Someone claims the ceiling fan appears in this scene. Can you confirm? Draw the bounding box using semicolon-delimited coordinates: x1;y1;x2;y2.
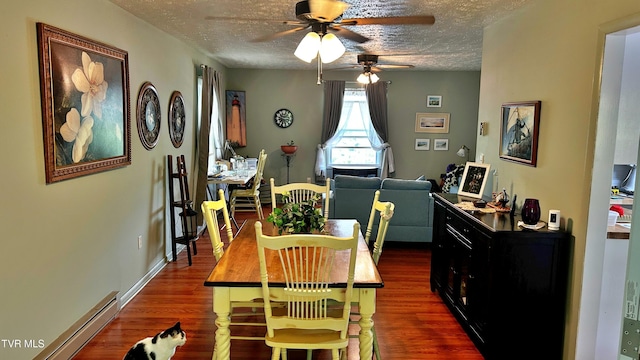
329;54;414;83
252;0;435;62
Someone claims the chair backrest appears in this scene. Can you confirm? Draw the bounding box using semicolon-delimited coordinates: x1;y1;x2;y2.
270;178;331;218
255;221;359;339
365;190;395;265
249;149;267;193
201;189;233;261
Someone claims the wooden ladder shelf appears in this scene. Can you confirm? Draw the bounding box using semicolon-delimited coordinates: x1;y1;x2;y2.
167;154;198;266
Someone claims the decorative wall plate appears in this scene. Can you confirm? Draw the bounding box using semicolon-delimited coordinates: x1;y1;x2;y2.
136;81;161;150
274;108;293;128
168;91;185;148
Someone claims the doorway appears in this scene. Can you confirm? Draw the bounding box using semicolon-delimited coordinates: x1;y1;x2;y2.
582;20;640;360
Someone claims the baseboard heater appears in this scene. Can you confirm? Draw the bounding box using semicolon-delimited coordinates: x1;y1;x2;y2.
34;291;119;360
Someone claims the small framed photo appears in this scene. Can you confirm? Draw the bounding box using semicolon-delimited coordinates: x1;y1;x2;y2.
415;113;450;133
427;95;442;107
499;101;541;167
433;138;449;151
415;138;430;151
458;162;492;199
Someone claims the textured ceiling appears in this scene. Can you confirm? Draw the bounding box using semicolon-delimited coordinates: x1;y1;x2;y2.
109;0;532;72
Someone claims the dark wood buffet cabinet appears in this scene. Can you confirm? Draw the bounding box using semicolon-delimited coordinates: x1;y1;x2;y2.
431;193;571;360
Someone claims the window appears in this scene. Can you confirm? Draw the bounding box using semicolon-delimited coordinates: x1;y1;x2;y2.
327;89;381;166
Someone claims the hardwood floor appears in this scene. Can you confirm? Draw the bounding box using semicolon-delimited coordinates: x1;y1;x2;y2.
73;208;482;360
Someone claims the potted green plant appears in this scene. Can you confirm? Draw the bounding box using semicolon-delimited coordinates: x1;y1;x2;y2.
266;192;325;234
280;140;298;155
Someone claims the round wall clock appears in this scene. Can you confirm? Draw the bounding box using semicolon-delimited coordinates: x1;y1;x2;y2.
168;91;185;148
136;82;161;150
274;108;294;128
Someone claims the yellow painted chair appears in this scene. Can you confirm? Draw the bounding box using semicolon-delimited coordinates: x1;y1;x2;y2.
307;189;394;359
355;190;395;359
202;189;270;359
269;177;331;218
255;221;360;360
229;149;267;219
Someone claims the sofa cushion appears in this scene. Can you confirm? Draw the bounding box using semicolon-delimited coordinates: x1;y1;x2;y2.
332;175;381;230
334;175;381;189
381;178;432;191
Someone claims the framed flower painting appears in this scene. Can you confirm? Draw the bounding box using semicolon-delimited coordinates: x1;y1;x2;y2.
37;23;131;183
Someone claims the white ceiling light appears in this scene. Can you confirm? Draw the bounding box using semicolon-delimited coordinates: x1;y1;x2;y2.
357;71;379;84
294;31;345;64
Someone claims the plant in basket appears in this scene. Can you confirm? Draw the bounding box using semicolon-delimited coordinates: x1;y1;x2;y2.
266;192;325;234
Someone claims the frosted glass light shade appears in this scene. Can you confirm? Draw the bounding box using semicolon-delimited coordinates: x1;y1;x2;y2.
294;32;321;63
357;72;379;84
319;33;345;63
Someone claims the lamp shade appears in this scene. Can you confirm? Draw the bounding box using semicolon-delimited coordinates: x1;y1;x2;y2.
356;72;380;84
457;145;470;161
319;33;345;63
294;32;321;63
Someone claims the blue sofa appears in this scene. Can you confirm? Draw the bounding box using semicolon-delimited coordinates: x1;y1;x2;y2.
329;175;434;243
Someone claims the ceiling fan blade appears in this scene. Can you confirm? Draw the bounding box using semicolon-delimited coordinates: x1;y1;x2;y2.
340;15;435;26
308;0;350;22
328;26;370;43
376;64;415;69
251;25;309;42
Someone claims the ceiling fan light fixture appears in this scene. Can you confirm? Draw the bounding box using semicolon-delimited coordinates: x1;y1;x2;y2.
356;71;379;84
319;33;345;63
294;32;321;63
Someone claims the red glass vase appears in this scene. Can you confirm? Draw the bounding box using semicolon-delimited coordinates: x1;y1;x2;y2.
521;198;541;225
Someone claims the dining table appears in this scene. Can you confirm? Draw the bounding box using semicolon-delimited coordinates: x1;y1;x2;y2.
207;169;257;229
204;218;384;360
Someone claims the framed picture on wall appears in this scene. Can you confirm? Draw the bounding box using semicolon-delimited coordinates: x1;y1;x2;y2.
499;101;541;166
415;139;430;150
427;95;442;107
226;90;247;147
415;113;450;133
433;138;449;151
36;23;131;183
458;162;491;199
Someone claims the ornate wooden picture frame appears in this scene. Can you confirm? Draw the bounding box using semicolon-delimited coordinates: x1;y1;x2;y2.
499;101;541;166
168;91;185;148
36;23;131;183
136;82;161;150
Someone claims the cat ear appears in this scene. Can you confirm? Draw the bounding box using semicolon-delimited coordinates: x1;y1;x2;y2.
174;321;180;328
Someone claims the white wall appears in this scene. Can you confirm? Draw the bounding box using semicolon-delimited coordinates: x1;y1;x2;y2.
0;1;223;358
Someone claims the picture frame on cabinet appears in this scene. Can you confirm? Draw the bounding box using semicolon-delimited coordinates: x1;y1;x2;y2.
458;162;491;199
415;139;430;150
499;101;541;167
36;23;131;184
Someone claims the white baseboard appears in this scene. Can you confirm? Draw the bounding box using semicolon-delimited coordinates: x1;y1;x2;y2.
34;292;119;360
34;254;171;359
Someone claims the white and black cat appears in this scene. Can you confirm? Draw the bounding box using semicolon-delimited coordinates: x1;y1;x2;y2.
123;321;186;360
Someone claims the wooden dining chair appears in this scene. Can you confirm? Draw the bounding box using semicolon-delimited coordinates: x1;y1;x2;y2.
202;189;273;360
201;189;234;261
270;177;331;218
365;190;395;265
255;221;360;360
352;189;394;360
230;149;267;219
